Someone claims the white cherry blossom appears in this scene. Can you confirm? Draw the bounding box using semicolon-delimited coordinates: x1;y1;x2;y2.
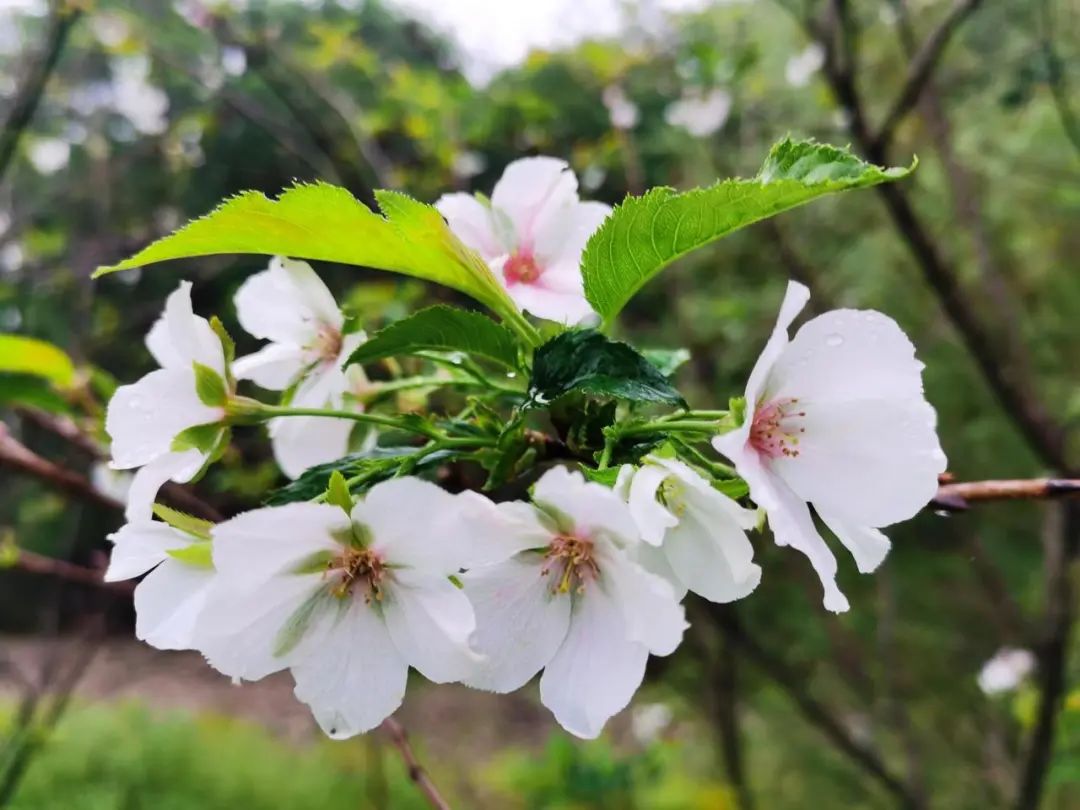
616;455;760;603
978;647;1036;696
713;281;947;612
461;466;687;739
233;257;368;479
195;478;528;739
105;280;227;522
105;521;214;651
435;157;610;324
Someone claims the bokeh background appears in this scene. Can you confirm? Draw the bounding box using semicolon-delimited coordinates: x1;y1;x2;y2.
1;0;1079;807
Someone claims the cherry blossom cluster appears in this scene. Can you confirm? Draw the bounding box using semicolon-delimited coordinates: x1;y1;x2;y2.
101;157;946;739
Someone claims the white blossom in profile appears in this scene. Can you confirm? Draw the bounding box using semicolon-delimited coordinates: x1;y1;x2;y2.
461;467;687;739
978;648;1036;695
713;281;946;612
105;281;228;522
665;88;732;137
785;43;825;88
196;478;527;738
105;520;214;650
233;257;367;479
436;158;610;324
617;455;760;603
27;138;70;175
603;85;640;130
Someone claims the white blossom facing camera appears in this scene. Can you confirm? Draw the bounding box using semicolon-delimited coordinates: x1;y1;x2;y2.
461;467;687;739
233;257;367;479
105;519;214;651
105;280;228;522
616;455;761;603
435;158;611;325
978;647;1036;696
713;281;947;612
194;478;528;739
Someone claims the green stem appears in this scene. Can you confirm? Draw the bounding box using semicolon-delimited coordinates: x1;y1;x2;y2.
499;306;542;348
620;418;723;438
260;405;443;440
366;374;522;397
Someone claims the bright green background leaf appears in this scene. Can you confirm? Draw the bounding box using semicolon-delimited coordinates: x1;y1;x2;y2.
582;138;914;322
0;334;75;387
348;305;521;370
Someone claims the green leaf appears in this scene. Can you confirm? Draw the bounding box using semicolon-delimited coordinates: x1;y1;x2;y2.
193;362;228;407
0;334;75;387
93;182;519;324
166;542;214;569
209;316;236;366
640;348;691;378
582;137;914;322
171;423;224;454
348;305;521;370
581;466;621;487
527;330;686;408
325;470;353;515
0;373;71;414
265;446;457;506
152;504;214;541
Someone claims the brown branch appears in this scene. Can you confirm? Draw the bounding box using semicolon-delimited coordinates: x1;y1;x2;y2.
0;2;82;185
931;478;1080;511
872;0;984;153
5;547;132;594
710;606;921;809
380;717;452;810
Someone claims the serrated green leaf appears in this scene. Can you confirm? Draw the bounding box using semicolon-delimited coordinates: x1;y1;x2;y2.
265;446;458;506
326;470;353;515
0;334;75;387
582;137;914;322
152;504;213;541
166;542;214;569
527;330;686;408
93;182;521;326
348;305;521;370
193;362;227;407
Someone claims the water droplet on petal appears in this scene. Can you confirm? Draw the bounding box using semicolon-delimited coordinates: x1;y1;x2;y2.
825;333;844;347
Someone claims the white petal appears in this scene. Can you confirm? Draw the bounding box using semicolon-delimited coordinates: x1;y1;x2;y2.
233;343;309;390
234;257;341;345
197;573;326;681
435;192;501;258
632;541;687;601
358;478;535;572
461;553;572;692
382;570;480;683
745;280;811;408
105;521;188;581
123;450;206;522
625;464;678;546
134;559;213;650
601;550;687;656
736;451;849;612
532;466;640;548
818;510;891;574
491;156;577;245
290;599;408;738
269;415;355;479
771;397;945;527
533;200;611;267
662;501;761;604
539;588;649;739
771;308;929;404
504;280;595;325
148;281;224;373
106;368;221;469
210;502;346;589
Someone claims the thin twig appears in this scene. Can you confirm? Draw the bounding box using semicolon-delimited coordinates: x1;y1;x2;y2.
931;477;1080;511
0;2;82;185
380;717;452;810
4;547;131;594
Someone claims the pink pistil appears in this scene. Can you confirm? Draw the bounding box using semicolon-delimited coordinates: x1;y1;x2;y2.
749;397;807;459
502;250;543;285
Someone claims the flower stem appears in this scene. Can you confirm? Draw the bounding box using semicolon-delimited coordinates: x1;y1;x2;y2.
259;405;443;440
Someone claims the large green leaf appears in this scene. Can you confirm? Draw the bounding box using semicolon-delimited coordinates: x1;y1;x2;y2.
348;305;521;370
582;137;914;322
93;182;520;325
0;334;75;387
527;330;686;408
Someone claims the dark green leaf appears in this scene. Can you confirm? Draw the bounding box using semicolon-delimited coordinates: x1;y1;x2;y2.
527;330;686;408
347;305;521;370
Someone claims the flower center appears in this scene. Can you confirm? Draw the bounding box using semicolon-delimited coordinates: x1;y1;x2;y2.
749;397;806;459
502;250;543;285
311;323;343;363
542;533;599;594
332;547;385;602
659;478;687;516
